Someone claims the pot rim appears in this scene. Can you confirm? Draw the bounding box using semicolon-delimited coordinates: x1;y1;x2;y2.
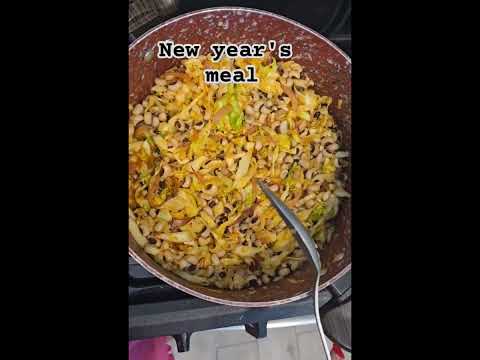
128;6;351;65
129;247;351;307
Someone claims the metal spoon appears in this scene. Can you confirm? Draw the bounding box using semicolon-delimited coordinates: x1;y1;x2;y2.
257;180;331;360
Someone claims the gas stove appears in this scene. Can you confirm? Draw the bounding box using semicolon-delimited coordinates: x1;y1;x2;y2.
129;0;351;352
129;256;351;351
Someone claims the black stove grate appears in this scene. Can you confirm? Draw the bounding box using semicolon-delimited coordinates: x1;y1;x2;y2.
129;256;190;304
129;256;350;352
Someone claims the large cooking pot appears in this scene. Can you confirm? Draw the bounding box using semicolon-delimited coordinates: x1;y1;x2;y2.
129;7;351;307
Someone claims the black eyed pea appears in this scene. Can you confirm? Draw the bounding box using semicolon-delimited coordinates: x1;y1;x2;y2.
159;112;167;122
211;254;220;266
132;114;143;126
245;105;255;116
178;258;191;270
185;255;199;265
152;116;159;128
144;111;152;125
278;267;291;277
308;183;321;193
270;184;279;192
133;104;144;115
327;143;339;152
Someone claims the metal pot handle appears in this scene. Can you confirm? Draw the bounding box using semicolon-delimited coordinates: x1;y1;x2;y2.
325;269;351;307
321;270;351;352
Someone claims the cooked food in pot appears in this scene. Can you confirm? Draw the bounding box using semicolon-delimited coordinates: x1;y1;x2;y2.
129;53;350;290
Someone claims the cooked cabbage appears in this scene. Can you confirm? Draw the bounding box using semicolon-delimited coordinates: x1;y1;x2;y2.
129;53;349;290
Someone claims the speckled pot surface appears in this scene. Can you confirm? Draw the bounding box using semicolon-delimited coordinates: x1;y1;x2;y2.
129;7;351;307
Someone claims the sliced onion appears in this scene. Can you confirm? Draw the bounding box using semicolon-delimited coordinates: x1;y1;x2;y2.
281;84;298;110
160;231;194;243
234;245;262;258
235;151;252;180
175;271;209;285
129;217;147;248
147;174;161;204
212;104;232;124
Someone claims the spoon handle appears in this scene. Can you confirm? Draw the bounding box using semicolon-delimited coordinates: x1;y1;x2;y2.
257;180;331;360
315;272;332;360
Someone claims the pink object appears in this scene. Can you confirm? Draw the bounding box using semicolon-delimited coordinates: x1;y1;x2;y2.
331;343;345;359
129;336;174;360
